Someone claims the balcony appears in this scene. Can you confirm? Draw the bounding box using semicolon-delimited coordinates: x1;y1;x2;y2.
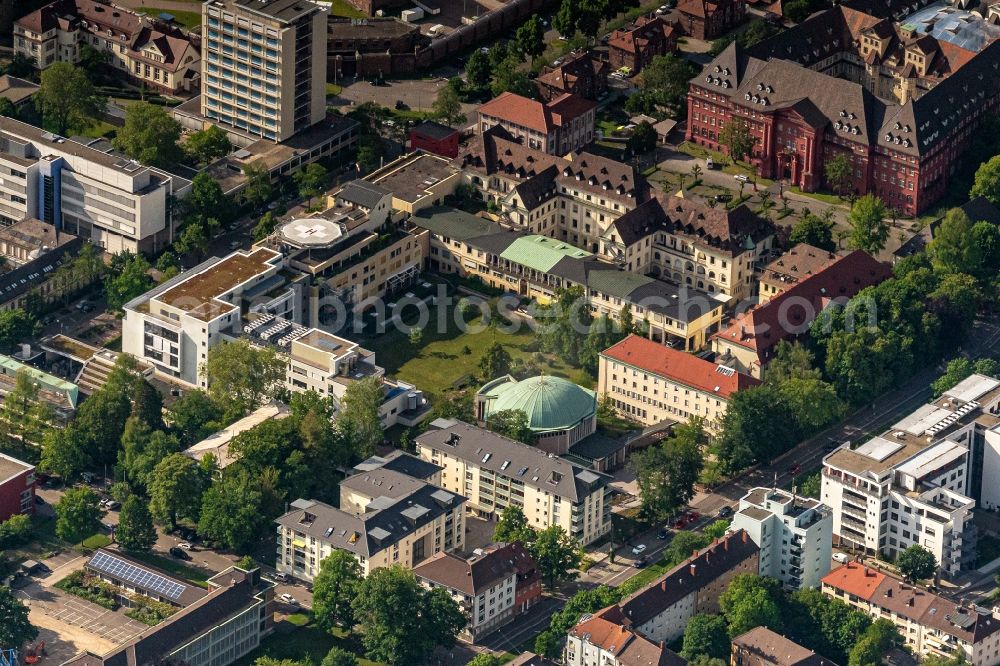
841;504;867;521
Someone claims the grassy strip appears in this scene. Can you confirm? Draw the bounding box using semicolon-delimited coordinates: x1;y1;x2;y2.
126;551;211;588
134;8;201;28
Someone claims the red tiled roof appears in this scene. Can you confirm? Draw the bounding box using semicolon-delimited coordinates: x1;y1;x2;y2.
477;92;594;134
820;562;884;600
602;334;759;399
571;607;686;666
712;250;890;361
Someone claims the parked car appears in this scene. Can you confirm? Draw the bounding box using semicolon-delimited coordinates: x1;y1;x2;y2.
671;516;688;529
718;506;733;518
633;556;648;568
787;464;802;476
631;544;647;555
280;593;298;605
169;547;192;561
273;572;289;582
179;542;193;550
706;157;714;170
106;501;120;511
657;529;669;540
832;552;849;564
734;174;749;183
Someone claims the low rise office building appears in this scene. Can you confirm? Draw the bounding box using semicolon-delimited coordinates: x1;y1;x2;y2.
0;452;35;522
415;419;613;545
598;334;758;432
0;116;190;252
730;487;833;589
822;563;1000;665
411;207;726;352
62;564;274;666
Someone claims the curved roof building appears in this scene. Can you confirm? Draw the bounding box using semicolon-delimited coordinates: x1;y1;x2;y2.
475;374;597;455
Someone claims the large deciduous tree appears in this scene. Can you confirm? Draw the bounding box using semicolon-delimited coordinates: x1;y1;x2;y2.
824;153;852;196
849;194;890;255
530;525;582;589
0;585;37;647
719;117;755;164
629;418;704;521
896;545;936;583
312;550;363;632
112;101;183;167
203;339;284;419
790;209;836;252
148;453;204;529
198;470;266;553
35;62;105;136
352;566;465;665
337;376;384;460
116;495;157;552
185;125;232;165
54;486;103;542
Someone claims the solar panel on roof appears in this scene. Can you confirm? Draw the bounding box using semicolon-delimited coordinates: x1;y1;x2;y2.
88;550;186;601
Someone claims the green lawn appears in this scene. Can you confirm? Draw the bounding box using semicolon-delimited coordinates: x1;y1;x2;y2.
78;534;112;551
79;121;117;140
235;615;383;666
360;304;593;403
135;8;201;29
617;557;674;596
326;83;343;97
328;0;366;18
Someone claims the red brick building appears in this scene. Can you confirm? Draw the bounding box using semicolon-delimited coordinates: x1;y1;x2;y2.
0;452;35;523
686;4;1000;216
608;15;679;75
409;121;460;159
675;0;746;40
537;51;609;102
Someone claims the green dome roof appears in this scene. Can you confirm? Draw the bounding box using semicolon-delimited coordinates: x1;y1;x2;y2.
487;375;596;432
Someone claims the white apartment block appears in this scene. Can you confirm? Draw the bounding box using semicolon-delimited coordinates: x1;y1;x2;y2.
201;0;327;142
823;563;1000;666
122;247;295;386
821;374;1000;577
275;474;466;580
0;117;189;252
414;420;613;546
730;487;833;589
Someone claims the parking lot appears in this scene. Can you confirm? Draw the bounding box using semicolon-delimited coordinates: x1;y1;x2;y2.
16;571;148;660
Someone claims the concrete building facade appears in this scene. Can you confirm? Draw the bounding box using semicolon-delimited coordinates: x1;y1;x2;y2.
730;487;833;589
201;0;327;142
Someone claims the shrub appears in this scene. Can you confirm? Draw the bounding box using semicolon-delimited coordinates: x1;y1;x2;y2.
125;593;177;626
56;570;120;610
0;514;33;548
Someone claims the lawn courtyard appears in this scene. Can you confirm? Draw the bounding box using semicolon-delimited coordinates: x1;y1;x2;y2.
360;301;594;404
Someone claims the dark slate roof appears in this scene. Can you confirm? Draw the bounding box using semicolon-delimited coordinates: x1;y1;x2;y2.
618;530;759;626
413;542;534;595
416;420;612;502
411;120;458;141
337;179;390;209
276;482;465;558
512;165;559;210
64;568;268;666
375;450;443;481
410;206;504;241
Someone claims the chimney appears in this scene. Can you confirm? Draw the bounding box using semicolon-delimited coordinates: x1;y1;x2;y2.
690;563;697;577
692;549;700;558
724;537;730;551
661;581;667;592
741;530;748;544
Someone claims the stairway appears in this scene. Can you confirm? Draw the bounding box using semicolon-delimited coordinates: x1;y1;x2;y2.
74;350;120;394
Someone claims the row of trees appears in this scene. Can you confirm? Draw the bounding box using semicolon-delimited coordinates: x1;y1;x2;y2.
712;199;1000;475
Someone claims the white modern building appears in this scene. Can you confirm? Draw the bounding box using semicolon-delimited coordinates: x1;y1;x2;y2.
201;0;327;142
821;374;1000;577
730;487;832;589
122;246;430;426
414;419;613;546
0;116;190;252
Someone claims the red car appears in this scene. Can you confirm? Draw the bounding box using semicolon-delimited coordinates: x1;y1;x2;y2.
670;517;688;529
787;464;802;476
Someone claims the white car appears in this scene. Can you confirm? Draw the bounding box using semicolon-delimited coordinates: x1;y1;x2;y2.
832;552;849;564
179;542;192;550
706;157;715;170
631;544;647;556
280;593;298;605
734;174;749;183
